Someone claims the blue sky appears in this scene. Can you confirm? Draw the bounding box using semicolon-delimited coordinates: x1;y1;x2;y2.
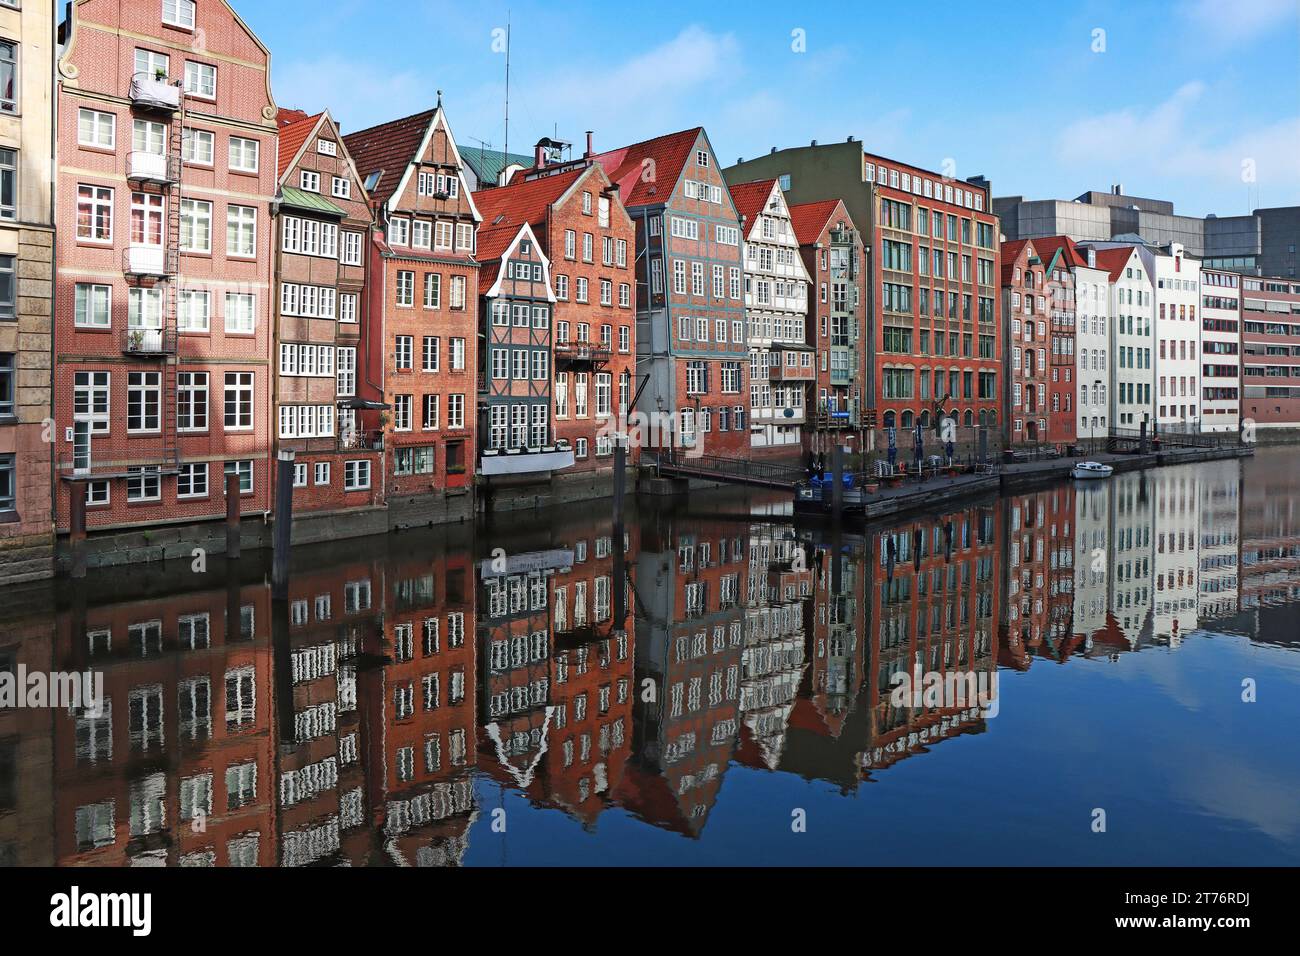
242;0;1299;217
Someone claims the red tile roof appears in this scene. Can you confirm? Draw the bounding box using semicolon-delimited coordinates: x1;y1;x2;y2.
342;109;437;207
728;178;776;232
1093;245;1139;282
1000;238;1033;285
276;109;323;179
474;222;526;292
1033;234;1089;271
588;127;703;208
788;198;846;246
473;166;588;232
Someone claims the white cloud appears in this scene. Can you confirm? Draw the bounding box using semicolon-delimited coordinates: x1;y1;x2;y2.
1054;81;1300;206
1184;0;1299;47
272;56;432;132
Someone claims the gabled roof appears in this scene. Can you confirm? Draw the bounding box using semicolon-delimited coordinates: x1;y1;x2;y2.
1000;238;1033;285
1093;245;1142;282
473;166;589;232
728;178;778;232
1033;234;1090;272
277;109;324;178
476;221;555;301
788;199;847;246
588;127;703;208
342;108;437;207
462;146;534;188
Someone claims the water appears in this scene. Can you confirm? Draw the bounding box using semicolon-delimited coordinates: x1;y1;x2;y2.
1;448;1298;867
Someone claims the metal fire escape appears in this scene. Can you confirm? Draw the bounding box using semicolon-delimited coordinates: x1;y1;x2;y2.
121;70;185;474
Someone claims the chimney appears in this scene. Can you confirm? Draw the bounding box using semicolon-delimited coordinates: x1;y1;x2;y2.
770;147;776;154
584;130;594;159
1111;183;1123;195
534;141;547;170
811;139;818;147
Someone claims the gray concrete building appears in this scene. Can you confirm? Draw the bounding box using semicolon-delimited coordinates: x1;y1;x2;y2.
994;185;1298;278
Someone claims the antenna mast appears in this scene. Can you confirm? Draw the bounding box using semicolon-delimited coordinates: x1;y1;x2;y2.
503;14;511;158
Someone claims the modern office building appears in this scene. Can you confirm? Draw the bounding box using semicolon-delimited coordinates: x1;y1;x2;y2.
994;185;1300;278
1240;276;1300;430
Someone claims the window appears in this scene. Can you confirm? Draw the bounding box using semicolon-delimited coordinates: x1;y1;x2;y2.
183;61;216;98
177;289;210;332
127;466;161;502
344;460;370;491
163;0;196;29
450;338;465;370
77;185;114;242
450;275;466;310
180;199;212;252
0;40;15;114
224;460;253;495
331;175;351;199
224;372;253;430
341;232;363;266
422;336;439;372
388;217;409;246
0;353;10;418
177;462;208;499
300;170;320;193
177;372;208;432
74;283;111;328
73;372;110;433
78;109;116;149
396;270;414;307
393;394;412;431
228;137;259;173
182;127;214;165
394;335;413;370
448;394;465;429
225;293;255;333
127;372;161;432
226;205;256;257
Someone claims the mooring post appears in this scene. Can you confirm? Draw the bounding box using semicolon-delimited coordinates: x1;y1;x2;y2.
225;471;242;560
272;449;295;599
831;443;844;517
69;486;87;579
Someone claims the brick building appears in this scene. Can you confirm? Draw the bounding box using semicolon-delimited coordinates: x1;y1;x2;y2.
1002;238;1077;449
726;142;1002;460
344;103;480;522
789;198;866;453
0;0;55;582
273;108;383;514
54;0;278;534
728;179;813;453
583;129;749;456
473;157;637;490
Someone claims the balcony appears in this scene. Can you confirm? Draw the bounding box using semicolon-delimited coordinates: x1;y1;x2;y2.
129;73;181;111
127;151;178;184
554;342;612;369
480;443;576;476
338;430;384;452
122;326;177;356
124;244;172;278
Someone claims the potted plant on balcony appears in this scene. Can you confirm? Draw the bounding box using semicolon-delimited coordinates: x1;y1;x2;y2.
127;329;146;352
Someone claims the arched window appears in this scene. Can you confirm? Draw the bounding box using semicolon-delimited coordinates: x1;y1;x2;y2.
920;410;931;428
884;411;896;429
901;410;914;428
978;409;988;427
963;410;974;427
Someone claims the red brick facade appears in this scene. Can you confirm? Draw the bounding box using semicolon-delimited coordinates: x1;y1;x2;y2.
54;0;278;531
345;108;480;497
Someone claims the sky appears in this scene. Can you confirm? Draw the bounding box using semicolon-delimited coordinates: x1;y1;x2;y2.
240;0;1300;217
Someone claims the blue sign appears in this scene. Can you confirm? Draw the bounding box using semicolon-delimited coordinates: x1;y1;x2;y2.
887;426;897;449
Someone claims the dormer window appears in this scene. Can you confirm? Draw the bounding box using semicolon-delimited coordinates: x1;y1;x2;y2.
163;0;196;30
363;171;382;192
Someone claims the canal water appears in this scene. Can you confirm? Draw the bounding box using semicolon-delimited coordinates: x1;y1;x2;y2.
1;447;1297;867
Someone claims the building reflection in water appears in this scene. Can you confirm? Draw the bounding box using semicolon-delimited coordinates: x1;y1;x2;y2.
5;453;1299;864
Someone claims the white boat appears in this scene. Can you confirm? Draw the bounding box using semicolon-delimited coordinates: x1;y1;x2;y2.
1071;461;1114;480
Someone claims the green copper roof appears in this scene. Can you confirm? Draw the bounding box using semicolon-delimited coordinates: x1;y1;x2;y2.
280;186;346;216
462;146;534;187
